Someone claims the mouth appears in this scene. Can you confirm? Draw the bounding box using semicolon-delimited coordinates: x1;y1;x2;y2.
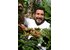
36;17;43;20
35;18;43;24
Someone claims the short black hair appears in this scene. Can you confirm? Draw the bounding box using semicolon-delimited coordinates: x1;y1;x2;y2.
33;7;45;14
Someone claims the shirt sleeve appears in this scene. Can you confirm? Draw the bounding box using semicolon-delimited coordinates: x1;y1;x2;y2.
24;17;29;27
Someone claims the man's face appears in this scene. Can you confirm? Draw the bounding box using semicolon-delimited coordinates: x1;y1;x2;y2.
34;9;45;25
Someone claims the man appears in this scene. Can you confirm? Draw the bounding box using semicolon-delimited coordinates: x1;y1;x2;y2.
25;7;50;29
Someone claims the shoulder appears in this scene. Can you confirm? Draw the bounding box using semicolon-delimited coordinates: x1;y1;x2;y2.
40;20;50;29
24;17;36;25
24;17;34;22
43;21;50;25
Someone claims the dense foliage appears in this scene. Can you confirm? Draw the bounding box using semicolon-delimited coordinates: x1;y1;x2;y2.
18;28;51;50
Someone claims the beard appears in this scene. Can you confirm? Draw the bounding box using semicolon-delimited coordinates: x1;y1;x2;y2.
34;17;44;25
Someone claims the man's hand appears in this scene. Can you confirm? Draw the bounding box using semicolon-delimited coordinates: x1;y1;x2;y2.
18;24;27;30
